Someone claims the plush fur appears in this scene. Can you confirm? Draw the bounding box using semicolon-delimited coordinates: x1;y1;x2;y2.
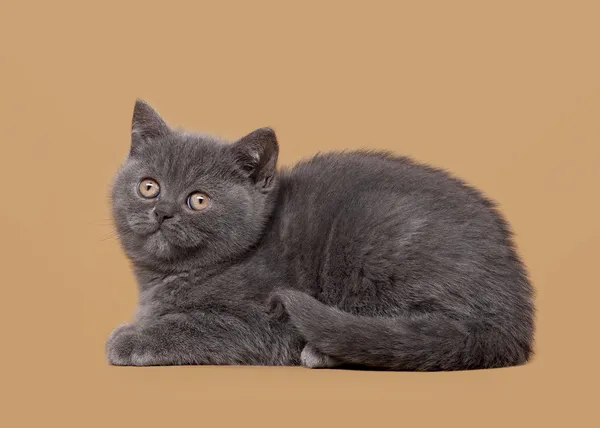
106;100;535;370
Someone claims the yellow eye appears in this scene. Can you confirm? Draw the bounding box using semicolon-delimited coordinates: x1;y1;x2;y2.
138;178;160;198
187;192;211;211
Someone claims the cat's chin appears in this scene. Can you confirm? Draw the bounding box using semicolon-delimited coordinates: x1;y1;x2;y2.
142;230;177;260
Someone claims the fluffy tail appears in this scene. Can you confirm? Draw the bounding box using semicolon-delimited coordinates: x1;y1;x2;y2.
271;289;532;370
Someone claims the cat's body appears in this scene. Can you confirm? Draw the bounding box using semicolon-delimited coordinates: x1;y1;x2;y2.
106;100;534;370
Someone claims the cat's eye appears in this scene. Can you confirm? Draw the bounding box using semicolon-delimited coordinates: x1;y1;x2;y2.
187;192;211;211
138;178;160;198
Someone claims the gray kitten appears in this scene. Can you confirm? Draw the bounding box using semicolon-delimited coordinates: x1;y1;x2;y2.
106;100;534;370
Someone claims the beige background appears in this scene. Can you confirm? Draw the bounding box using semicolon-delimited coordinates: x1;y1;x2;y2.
1;1;598;426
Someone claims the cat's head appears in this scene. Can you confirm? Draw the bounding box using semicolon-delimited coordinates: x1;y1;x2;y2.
111;100;279;268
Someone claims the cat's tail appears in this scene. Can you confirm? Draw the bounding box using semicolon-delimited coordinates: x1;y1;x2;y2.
270;289;532;370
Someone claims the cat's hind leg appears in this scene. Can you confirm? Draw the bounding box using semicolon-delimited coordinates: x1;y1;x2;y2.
300;344;341;369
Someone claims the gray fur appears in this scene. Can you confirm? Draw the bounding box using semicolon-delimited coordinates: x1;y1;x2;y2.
106;99;535;370
300;344;342;369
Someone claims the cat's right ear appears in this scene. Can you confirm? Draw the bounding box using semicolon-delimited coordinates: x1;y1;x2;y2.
130;99;170;155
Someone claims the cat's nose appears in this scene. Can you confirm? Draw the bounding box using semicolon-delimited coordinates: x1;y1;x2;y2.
154;204;174;224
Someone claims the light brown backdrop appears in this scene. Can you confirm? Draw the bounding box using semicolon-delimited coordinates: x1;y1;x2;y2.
1;1;598;426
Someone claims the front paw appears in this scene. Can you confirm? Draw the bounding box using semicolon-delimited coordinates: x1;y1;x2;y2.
105;323;139;366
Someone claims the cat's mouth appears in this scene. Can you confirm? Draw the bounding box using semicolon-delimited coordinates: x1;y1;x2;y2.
152;224;184;247
143;226;202;260
127;217;205;251
134;224;174;246
140;222;171;239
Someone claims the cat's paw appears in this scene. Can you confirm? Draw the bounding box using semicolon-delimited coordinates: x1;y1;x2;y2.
105;323;140;366
106;323;163;366
300;344;341;369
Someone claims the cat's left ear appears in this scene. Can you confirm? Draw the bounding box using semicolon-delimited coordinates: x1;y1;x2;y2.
130;99;170;155
231;127;279;191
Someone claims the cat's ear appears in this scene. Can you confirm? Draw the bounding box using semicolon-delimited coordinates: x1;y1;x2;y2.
231;127;279;190
130;99;170;155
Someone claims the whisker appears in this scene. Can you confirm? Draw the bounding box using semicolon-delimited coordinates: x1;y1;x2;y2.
100;232;118;242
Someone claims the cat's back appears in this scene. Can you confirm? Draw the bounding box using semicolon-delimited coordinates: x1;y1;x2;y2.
279;150;494;215
273;150;523;296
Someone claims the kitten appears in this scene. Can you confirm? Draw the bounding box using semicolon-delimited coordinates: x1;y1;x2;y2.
106;100;535;370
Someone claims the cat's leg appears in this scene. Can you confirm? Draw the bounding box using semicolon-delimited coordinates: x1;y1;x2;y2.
300;344;341;369
106;312;297;366
106;322;149;366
